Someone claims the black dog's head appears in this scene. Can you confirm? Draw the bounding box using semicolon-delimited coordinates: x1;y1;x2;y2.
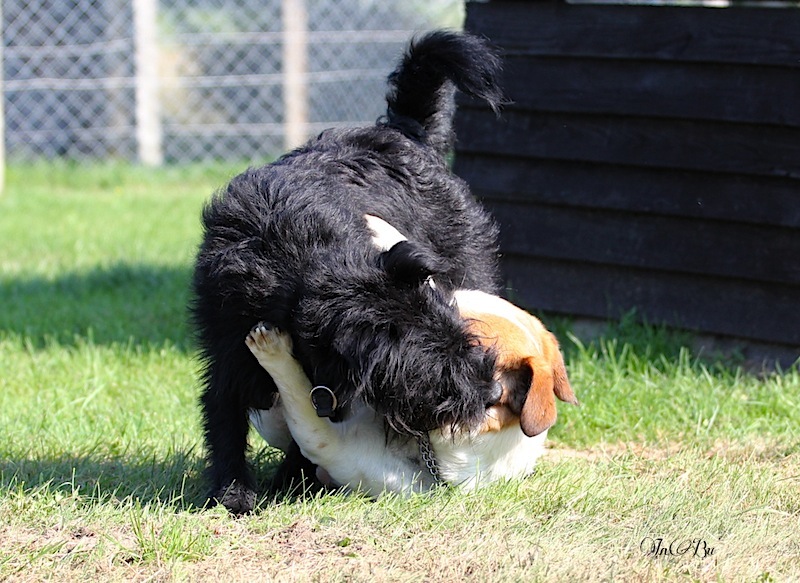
292;232;499;437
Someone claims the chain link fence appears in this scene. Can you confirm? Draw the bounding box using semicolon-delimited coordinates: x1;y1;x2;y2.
1;0;463;165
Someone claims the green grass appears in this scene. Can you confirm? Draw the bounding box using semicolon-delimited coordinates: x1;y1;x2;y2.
1;163;798;582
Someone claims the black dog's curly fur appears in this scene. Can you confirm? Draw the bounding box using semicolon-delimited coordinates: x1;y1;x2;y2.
192;31;505;513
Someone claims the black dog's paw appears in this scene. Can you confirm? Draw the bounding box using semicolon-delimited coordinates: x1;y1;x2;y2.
211;481;257;515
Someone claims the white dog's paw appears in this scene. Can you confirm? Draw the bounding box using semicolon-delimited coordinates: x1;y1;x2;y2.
245;322;293;360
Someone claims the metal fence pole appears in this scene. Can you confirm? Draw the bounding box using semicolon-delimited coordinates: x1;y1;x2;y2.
282;0;308;150
133;0;163;166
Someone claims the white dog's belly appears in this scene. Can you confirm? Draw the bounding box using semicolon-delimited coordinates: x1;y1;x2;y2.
249;404;292;452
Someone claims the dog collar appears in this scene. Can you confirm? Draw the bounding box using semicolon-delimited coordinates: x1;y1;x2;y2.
418;432;445;485
311;385;443;485
310;385;337;418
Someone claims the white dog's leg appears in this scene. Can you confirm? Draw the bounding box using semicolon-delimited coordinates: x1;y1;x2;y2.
245;325;341;460
245;323;432;495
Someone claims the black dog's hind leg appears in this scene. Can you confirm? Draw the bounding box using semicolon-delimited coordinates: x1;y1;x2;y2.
201;355;279;514
201;383;255;514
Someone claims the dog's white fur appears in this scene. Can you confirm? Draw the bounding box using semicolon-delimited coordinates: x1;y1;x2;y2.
248;403;291;453
364;214;408;251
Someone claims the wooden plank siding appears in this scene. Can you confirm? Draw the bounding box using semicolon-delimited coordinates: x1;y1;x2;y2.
455;0;800;347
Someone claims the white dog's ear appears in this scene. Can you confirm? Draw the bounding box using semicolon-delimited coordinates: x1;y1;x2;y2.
364;214;445;287
519;331;577;437
364;214;407;251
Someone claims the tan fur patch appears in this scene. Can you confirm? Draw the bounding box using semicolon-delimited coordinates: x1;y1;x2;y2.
461;303;576;436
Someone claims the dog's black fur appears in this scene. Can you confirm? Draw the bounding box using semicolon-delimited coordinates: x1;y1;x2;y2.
192;31;505;513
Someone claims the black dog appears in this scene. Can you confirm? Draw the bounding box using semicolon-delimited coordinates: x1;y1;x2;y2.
192;31;505;513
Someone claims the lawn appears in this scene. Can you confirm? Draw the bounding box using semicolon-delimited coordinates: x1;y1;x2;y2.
1;163;798;582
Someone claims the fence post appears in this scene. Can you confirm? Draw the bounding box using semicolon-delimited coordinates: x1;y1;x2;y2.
0;0;5;194
282;0;308;150
133;0;163;166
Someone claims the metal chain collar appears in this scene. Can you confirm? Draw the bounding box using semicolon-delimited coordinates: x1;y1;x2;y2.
417;432;444;485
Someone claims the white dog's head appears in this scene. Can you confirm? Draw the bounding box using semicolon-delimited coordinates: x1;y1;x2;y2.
429;290;578;487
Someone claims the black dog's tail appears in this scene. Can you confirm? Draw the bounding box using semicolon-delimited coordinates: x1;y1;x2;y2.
384;30;505;156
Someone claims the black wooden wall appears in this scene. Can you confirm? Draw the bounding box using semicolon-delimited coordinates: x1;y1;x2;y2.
454;0;800;347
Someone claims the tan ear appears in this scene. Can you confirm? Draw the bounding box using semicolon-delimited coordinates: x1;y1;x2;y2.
519;332;577;437
519;357;558;437
549;332;578;406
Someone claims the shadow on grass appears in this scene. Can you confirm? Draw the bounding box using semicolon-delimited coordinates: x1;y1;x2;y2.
0;447;285;511
0;263;195;351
